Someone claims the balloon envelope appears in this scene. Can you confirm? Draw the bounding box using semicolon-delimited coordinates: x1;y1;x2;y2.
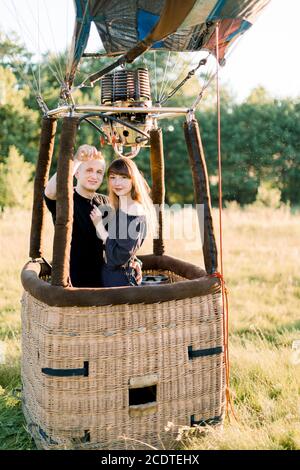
69;0;270;81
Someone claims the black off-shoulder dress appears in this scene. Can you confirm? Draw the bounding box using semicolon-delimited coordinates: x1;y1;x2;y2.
101;208;146;287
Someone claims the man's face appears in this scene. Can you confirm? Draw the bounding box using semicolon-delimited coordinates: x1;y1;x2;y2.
75;160;105;192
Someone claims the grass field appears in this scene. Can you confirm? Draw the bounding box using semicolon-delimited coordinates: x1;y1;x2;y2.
0;205;299;450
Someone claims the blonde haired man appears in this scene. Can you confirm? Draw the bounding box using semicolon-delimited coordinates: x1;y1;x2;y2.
45;145;109;287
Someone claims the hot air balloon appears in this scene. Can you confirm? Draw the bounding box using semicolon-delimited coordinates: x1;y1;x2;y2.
20;0;270;449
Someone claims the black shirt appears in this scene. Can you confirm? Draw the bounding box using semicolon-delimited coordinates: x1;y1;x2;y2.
44;190;109;287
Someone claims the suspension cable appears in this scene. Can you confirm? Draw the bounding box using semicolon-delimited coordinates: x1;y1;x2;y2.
6;0;40;94
159;35;202;104
159;21;215;104
37;0;41;94
158;51;171;102
26;0;65;83
7;0;63;89
154;51;158;103
160;56;208;105
78;113;150;139
43;0;65;82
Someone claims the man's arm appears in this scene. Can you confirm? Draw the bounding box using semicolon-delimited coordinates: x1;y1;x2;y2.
45;145;99;200
44;160;81;200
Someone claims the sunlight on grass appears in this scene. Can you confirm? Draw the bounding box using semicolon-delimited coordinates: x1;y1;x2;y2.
0;205;299;449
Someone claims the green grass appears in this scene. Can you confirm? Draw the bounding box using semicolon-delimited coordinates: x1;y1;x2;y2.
0;206;300;449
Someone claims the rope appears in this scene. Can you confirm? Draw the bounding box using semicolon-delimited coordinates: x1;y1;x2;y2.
210;271;236;421
214;23;237;422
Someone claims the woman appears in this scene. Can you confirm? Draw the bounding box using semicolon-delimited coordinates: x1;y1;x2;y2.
90;157;156;287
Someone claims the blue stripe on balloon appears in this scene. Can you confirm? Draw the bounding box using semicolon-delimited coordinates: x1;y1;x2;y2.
207;0;227;20
226;19;251;41
75;0;83;18
137;9;164;48
74;0;92;63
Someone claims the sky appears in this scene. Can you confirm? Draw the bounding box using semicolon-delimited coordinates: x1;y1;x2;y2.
1;0;300;102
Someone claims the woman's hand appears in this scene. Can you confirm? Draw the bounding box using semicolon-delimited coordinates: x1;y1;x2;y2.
129;258;143;285
90;205;108;242
90;205;102;227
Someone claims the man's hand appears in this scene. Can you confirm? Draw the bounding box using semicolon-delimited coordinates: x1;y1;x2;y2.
76;145;98;162
130;258;143;285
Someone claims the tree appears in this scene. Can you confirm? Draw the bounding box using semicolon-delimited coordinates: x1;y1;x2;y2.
198;91;300;206
2;29;300;207
0;146;34;211
0;65;39;163
246;86;273;105
0;31;32;78
198;103;261;206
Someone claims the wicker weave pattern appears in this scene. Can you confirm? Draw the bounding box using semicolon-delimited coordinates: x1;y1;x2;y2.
22;276;225;450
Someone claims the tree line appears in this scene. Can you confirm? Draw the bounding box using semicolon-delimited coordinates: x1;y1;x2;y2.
0;32;299;210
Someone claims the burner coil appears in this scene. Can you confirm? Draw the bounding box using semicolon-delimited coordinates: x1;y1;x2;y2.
101;68;151;105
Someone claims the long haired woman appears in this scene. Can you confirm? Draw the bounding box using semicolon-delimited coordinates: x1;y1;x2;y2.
90;157;157;287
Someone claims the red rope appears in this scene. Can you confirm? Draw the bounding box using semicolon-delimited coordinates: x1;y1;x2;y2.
214;23;236;421
210;272;236;419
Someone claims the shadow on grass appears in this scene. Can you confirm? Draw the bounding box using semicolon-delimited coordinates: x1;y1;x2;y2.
0;364;36;450
0;393;36;450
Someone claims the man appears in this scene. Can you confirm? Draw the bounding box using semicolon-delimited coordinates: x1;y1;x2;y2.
45;145;141;287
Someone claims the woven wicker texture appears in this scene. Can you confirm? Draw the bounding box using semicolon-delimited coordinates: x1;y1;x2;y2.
21;269;225;450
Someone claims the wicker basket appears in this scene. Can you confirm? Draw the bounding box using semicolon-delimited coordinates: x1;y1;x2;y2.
21;255;225;450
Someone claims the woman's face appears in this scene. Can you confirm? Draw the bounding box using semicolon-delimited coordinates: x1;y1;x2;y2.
109;173;133;197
